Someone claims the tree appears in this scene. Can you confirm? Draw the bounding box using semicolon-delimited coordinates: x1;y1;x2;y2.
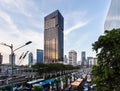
33;86;43;91
32;63;47;75
92;28;120;91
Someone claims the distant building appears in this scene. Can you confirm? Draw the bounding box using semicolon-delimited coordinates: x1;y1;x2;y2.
28;52;33;67
0;64;37;77
64;55;68;63
93;58;97;65
37;49;43;63
44;10;64;63
69;50;77;66
88;57;97;66
9;53;15;65
0;64;12;75
77;61;81;65
0;53;3;64
87;57;93;67
89;60;93;67
81;51;86;66
104;0;120;31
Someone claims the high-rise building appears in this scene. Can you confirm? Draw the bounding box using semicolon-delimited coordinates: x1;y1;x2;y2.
68;50;77;66
87;57;93;67
104;0;120;31
0;53;3;64
81;51;86;66
28;52;33;67
64;55;68;63
44;10;64;63
37;49;43;63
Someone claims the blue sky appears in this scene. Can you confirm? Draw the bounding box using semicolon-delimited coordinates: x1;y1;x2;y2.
0;0;111;64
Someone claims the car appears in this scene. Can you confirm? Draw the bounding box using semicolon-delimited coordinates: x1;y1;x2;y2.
90;84;96;89
83;83;89;89
87;75;91;82
83;87;89;91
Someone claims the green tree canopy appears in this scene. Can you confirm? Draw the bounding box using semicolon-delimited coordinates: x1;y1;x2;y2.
32;63;79;76
92;28;120;91
33;86;43;91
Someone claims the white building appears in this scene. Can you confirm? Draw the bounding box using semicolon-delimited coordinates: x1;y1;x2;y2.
68;50;77;66
93;58;97;65
89;58;97;66
28;52;33;67
104;0;120;31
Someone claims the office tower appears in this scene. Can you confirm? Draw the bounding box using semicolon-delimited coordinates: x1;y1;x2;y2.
0;53;3;64
104;0;120;31
28;52;33;67
44;10;64;63
64;55;67;63
81;51;86;66
87;57;93;67
37;49;43;63
9;53;15;65
69;50;77;66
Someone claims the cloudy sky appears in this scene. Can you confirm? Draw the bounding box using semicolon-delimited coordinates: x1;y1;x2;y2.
0;0;111;65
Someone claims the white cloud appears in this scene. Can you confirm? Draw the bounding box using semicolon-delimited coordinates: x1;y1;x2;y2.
64;21;89;36
0;10;18;31
63;10;89;40
0;0;35;17
0;9;43;65
64;11;87;28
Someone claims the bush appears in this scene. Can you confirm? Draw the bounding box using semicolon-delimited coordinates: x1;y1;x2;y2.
33;86;43;91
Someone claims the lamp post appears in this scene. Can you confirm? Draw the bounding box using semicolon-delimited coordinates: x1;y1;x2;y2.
0;41;32;81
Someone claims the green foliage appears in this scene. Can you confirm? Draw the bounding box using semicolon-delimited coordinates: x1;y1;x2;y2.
32;63;79;75
92;28;120;90
33;86;43;91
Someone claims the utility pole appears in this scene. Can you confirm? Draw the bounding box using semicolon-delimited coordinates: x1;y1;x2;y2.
0;41;32;84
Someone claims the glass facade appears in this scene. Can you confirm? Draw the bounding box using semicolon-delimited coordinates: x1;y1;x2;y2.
104;0;120;31
81;51;86;66
44;10;64;63
37;49;43;63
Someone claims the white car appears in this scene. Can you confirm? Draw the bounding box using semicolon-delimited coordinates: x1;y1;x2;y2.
87;75;91;82
90;84;96;89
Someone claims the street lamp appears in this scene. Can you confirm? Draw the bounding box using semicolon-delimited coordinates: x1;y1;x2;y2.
0;41;32;81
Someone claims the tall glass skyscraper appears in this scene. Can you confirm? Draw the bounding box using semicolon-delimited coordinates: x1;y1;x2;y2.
104;0;120;31
44;10;64;63
81;51;86;66
37;49;43;63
